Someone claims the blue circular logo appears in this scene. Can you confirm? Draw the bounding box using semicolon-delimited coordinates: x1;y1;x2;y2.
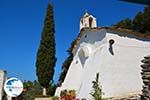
4;78;23;97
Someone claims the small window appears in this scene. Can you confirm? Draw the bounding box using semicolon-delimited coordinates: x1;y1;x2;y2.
85;35;87;38
109;39;115;55
109;39;115;45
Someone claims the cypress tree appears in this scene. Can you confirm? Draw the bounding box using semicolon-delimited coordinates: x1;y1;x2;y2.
36;3;56;96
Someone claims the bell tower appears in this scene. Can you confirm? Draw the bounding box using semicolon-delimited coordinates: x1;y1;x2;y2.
80;12;97;30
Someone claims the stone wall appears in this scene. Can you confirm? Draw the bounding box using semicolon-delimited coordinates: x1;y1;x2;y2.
141;55;150;100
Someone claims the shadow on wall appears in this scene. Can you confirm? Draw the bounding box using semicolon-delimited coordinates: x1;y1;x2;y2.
81;30;107;45
78;48;88;67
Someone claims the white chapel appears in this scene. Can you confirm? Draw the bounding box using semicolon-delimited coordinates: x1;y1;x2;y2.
55;12;150;99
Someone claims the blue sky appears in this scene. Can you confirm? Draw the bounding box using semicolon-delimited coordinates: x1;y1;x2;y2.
0;0;144;82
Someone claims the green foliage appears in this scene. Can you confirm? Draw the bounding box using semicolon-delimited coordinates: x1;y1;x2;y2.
23;80;42;100
143;6;150;33
114;6;150;34
51;96;59;100
58;39;76;86
114;18;133;29
12;80;41;100
32;80;43;95
90;73;102;100
133;6;150;33
19;80;56;99
67;39;77;55
133;12;144;32
36;2;56;90
23;89;35;100
58;54;73;85
47;82;57;96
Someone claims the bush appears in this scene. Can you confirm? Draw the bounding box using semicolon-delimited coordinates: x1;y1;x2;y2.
90;73;102;100
51;96;59;100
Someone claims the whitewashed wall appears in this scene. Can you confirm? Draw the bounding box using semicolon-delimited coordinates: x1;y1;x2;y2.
55;29;150;99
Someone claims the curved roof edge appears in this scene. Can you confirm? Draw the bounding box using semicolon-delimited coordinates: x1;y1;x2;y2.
72;27;150;53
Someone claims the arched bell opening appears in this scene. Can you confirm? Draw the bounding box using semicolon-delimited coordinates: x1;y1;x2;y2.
89;17;93;28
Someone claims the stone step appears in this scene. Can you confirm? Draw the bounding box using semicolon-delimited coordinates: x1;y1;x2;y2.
142;75;150;79
141;72;150;75
141;59;150;64
142;68;150;72
141;64;150;68
144;56;150;60
143;79;150;85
